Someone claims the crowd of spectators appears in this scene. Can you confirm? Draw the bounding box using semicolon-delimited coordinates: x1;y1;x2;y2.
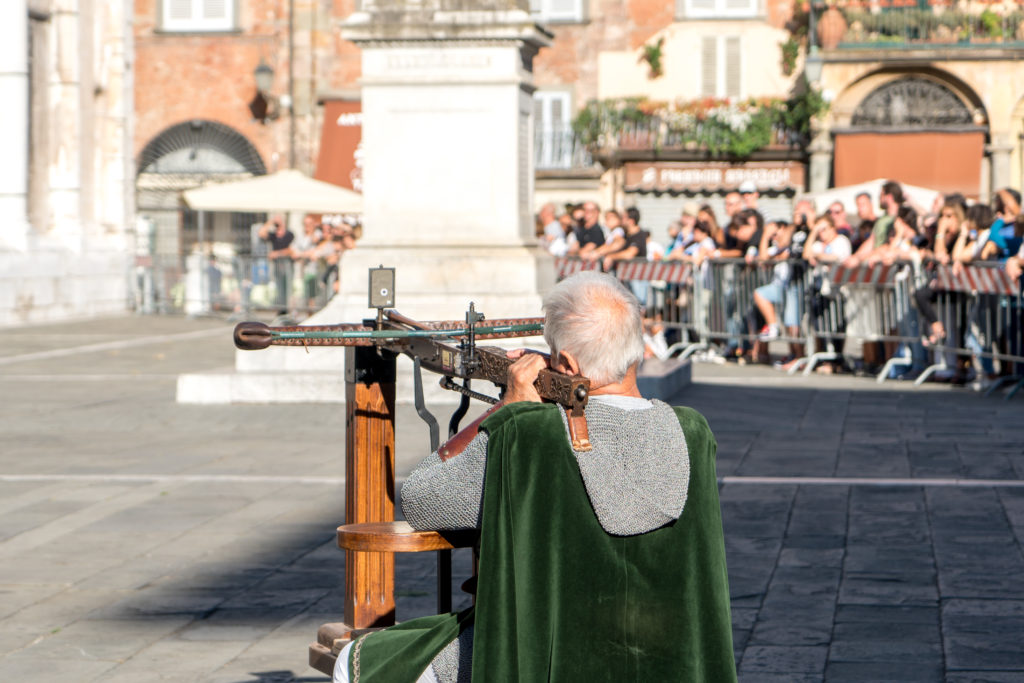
257;213;359;314
537;179;1024;388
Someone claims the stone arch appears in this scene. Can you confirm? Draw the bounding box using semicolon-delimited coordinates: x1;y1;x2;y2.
828;66;987;132
137;119;266;178
135;121;267;282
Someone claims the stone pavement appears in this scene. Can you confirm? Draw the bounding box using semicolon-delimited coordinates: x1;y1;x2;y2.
0;315;1022;682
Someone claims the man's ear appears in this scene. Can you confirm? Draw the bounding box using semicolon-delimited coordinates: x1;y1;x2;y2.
559;350;582;376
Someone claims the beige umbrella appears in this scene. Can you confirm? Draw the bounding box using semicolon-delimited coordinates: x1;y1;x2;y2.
182;168;363;214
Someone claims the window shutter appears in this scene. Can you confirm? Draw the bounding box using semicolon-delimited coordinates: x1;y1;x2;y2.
203;0;228;20
725;0;756;11
168;0;192;21
700;36;718;97
724;36;741;98
547;0;579;20
689;0;717;10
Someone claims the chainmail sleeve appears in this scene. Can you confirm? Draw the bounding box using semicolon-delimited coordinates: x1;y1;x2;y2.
399;432;489;531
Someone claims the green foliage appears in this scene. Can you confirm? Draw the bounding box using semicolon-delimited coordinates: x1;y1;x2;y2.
571;89;829;159
780;37;800;76
640;37;665;78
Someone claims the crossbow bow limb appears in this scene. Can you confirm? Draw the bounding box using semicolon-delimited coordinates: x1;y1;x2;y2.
232;274;592;451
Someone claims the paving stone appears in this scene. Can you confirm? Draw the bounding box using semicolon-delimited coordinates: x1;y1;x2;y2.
824;660;944;681
4;319;1024;680
737;645;828;674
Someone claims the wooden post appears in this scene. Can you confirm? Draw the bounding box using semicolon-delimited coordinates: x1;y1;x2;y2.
344;345;397;628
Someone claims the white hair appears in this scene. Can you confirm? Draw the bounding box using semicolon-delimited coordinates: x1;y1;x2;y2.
542;271;645;386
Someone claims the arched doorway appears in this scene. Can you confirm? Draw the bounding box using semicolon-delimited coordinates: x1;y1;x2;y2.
833;75;987;197
135;121;266;312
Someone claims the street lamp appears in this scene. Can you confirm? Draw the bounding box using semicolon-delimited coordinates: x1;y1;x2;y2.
254;60;274;95
250;60;278;123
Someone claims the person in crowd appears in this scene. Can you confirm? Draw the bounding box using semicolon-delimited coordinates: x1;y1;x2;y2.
866;205;921;265
980;188;1022;261
334;272;736;683
603;207;651;305
318;222;357;296
738;180;760;211
804;213;852;265
602;207;647;271
792;198;816;232
292;215;325;310
754;220;803;344
802;213;853;373
678;220;716;264
952;204;996;264
723;191;744;221
932;199;966;265
828;201;853;240
697;204;724;246
582;209;627;261
851;191;877;252
538;202;568;257
568;201;606;256
258;215;295;313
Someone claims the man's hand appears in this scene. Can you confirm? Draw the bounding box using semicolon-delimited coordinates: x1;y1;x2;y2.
503;349;548;404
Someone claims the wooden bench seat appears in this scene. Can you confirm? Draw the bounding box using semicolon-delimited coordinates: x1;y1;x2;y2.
309;521;479;676
336;521;477;553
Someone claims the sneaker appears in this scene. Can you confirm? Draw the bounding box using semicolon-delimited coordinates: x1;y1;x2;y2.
758;324;780;342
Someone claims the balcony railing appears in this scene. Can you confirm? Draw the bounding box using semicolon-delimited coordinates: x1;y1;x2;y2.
812;1;1024;50
534;128;594;170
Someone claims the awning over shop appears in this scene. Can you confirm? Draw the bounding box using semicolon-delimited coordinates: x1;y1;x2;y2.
624;161;806;194
182;169;363;214
315;99;362;191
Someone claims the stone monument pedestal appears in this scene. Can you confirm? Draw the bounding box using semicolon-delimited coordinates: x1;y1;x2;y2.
177;2;553;405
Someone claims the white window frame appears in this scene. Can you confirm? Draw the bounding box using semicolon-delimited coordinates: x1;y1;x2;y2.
529;0;585;24
700;35;743;99
679;0;759;20
161;0;236;33
534;90;574;169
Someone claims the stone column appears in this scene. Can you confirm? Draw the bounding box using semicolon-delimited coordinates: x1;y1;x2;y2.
49;0;83;249
331;0;553;321
807;129;833;194
986;133;1014;200
0;0;31;249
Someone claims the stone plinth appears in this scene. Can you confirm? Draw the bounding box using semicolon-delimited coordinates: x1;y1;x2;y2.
177;1;553;405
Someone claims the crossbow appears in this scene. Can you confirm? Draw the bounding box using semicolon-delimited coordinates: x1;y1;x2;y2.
233;268;592;451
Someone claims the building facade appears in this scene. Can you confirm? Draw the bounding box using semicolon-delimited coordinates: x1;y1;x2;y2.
0;0;133;326
809;0;1024;201
132;0;361;311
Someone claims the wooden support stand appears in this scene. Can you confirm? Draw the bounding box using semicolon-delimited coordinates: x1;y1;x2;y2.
308;346;477;676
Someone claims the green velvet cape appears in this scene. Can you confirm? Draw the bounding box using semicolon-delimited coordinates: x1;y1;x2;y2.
351;403;735;683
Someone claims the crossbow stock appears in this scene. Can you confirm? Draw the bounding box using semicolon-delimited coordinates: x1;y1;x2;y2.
233;269;592;451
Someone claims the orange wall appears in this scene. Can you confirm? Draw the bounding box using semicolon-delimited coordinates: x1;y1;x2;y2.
834;132;985;198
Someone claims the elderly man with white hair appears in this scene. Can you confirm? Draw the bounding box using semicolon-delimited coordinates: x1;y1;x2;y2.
334;272;736;683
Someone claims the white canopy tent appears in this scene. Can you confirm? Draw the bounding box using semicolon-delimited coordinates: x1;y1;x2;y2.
800;178;943;217
182;168;363;214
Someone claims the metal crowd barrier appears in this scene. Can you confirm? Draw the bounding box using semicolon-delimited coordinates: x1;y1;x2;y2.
917;262;1024;399
133;252;335;318
554;255;1023;397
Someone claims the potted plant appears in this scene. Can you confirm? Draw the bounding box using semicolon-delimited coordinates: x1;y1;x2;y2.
817;2;848;50
639;37;665;79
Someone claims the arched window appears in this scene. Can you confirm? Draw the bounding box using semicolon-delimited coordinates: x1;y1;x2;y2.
851;77;973;129
136;120;266;257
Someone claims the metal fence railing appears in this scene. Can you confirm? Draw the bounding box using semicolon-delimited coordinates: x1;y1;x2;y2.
554;256;1024;399
131;252;337;319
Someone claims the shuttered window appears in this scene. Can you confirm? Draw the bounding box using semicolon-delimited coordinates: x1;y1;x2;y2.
162;0;234;32
530;0;585;23
700;36;742;98
677;0;758;19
